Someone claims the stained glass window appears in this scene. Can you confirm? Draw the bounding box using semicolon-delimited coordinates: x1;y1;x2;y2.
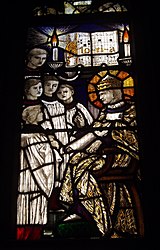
16;0;144;240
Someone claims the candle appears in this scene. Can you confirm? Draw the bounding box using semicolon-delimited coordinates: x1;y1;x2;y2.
51;29;59;61
52;48;58;61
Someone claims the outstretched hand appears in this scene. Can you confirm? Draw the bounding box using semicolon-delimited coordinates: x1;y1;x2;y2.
86;140;102;153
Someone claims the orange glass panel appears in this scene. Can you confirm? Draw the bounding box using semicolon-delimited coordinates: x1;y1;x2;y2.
123;87;134;97
117;71;129;80
89;92;97;102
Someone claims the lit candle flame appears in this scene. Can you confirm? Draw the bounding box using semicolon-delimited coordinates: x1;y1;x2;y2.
52;34;58;46
123;29;129;43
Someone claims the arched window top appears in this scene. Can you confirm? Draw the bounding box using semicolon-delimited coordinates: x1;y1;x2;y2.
32;1;128;16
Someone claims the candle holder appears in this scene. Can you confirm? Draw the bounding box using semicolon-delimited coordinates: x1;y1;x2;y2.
47;29;83;81
55;64;83;81
48;61;64;70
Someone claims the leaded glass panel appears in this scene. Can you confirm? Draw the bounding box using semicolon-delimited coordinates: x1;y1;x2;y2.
16;0;144;240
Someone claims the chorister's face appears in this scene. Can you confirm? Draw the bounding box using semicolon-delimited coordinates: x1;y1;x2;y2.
28;82;43;98
44;80;59;97
57;87;73;102
99;89;114;104
37;110;43;122
29;53;47;68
